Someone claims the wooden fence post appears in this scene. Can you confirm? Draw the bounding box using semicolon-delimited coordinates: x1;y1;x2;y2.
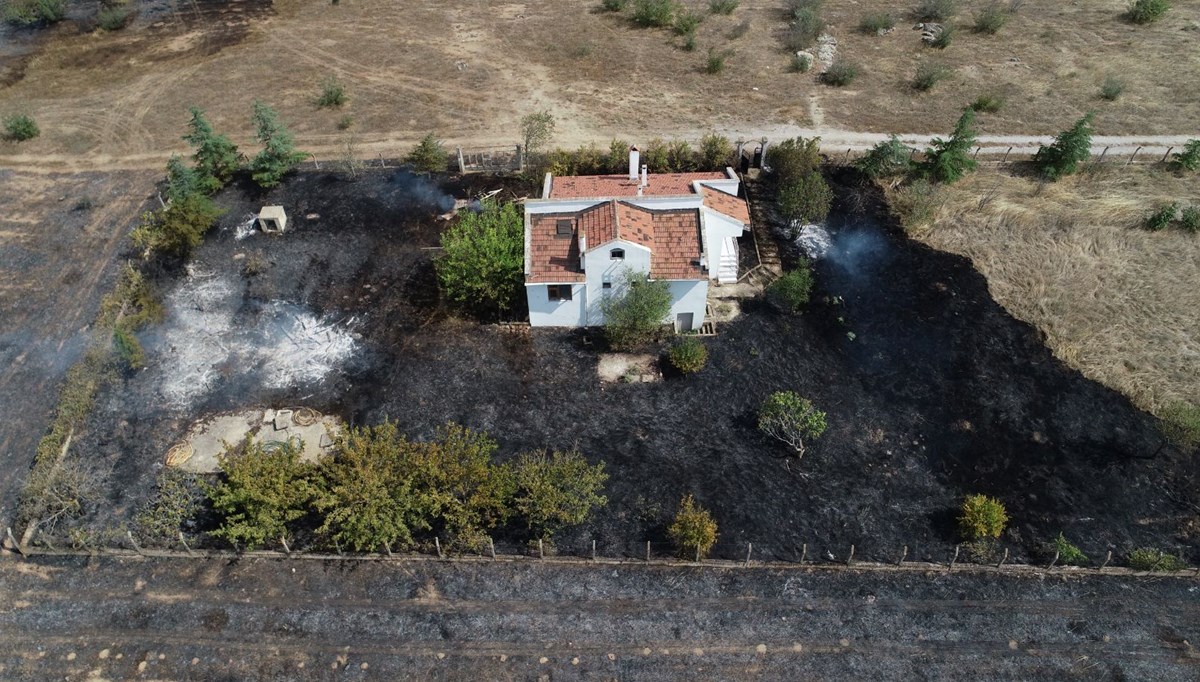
847;544;855;566
949;545;960;570
1161;147;1174;163
435;537;443;559
6;527;24;556
490;537;496;561
997;548;1008;568
280;535;290;555
1097;146;1109;163
800;543;807;565
1126;146;1142;166
592;540;597;561
695;545;701;563
1048;550;1059;569
384;542;393;558
538;539;544;559
456;147;466;174
897;545;908;566
745;542;752;567
1099;550;1111;570
1001;146;1012;164
127;531;142;556
646;540;651;562
178;531;193;557
973;146;981;160
844;148;852;163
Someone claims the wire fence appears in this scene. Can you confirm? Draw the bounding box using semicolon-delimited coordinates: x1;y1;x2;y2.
6;526;1197;579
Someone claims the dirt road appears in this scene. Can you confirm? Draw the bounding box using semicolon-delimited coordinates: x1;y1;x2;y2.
1;555;1196;680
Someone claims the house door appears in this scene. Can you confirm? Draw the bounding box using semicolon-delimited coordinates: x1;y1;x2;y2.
675;312;694;333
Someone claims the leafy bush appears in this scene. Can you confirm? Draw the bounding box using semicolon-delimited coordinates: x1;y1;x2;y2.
668;494;718;559
891;178;941;231
766;263;814;314
165;154;199;203
699;132;733;169
205;436;317;549
923;109;978;183
111;325;145;369
512;450;608;539
97;3;133;31
182;107;241;193
758;390;827;455
859;12;894;33
674;9;702;35
1169;139;1200;172
1159;402;1200;449
1099;75;1124;101
1126;0;1169;24
857;135;913;179
704;48;729;74
1180;206;1200;234
632;0;674;27
605;139;633;173
3;113;39;141
958;494;1008;540
972;2;1007;34
1127;547;1187;571
135;470;204;544
131;192;224;259
601;0;628;10
784;0;823;51
1145;202;1177;231
1033;113;1095;180
436;200;524;317
822;58;859;86
520;110;556;156
406;132;448;172
316;76;347;108
912;61;952;91
766;136;821;186
778;172;832;224
601;271;673;349
666;138;695;171
709;0;738;15
970;94;1004;113
790;52;813;73
1052;533;1088;566
668;337;708;374
929;23;954;48
249;100;307;188
642;137;670;171
914;0;956;21
3;0;66;26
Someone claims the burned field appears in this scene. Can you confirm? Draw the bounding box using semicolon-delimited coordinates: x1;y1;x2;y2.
72;168;1197;565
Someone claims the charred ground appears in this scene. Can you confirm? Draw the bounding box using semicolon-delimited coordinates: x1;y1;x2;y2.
72;167;1197;565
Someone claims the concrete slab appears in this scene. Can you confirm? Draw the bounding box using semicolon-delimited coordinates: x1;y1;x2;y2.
169;408;342;473
597;354;660;384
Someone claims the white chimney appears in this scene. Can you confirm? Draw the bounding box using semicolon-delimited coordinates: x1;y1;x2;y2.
628;146;640;182
579;234;587;270
641;164;648;188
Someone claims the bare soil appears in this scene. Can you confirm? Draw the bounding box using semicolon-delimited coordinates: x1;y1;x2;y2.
1;555;1197;680
61;167;1199;567
0;169;157;520
2;1;1197;169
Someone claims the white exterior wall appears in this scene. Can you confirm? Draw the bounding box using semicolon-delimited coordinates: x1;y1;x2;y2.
526;283;586;327
583;239;651;325
667;279;709;331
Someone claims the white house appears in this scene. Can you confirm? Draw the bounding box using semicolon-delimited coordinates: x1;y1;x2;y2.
524;147;750;331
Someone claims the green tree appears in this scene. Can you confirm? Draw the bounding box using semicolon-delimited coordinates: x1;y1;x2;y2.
777;172;832;225
131;192;224;259
757;391;827;456
667;337;708;374
182;106;241;194
668;494;718;560
165;154;199;203
766;136;821;187
406;132;448;173
600;270;673;349
632;0;674;27
1169;139;1200;172
923;108;978;184
1126;0;1169;24
1033;113;1094;180
766;262;815;314
698;132;734;170
248;100;307;188
666;139;695;172
435;200;524;318
856;135;913;179
958;494;1008;540
605;139;633;174
205;436;316;549
2;113;39;141
315;421;424;552
520;110;557;157
512;449;608;539
3;0;66;26
405;423;515;547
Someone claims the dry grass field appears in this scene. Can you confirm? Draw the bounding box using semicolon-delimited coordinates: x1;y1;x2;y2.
917;165;1200;414
1;0;1198;169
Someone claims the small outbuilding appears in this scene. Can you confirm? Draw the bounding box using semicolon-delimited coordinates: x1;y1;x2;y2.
257;205;288;234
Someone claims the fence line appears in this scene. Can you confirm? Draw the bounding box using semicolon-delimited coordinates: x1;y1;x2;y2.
5;528;1195;579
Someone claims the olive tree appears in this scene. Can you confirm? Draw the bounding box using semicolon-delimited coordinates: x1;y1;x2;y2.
600;270;672;349
668;494;718;560
758;391;827;456
435;200;525;319
512;450;608;539
205;437;317;549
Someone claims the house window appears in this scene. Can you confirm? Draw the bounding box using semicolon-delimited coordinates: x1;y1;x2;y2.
555;220;573;238
602;282;612;290
547;285;573;302
610;248;625;260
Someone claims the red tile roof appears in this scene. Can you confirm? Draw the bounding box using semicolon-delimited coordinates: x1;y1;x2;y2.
700;186;750;225
549;172;728;198
527;202;704;282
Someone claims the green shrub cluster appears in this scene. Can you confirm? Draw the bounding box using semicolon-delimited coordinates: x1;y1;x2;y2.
97;2;133;31
1144;202;1177;231
784;0;823;51
758;390;827;456
667;337;709;374
436;200;525;318
631;0;675;27
1127;547;1187;571
669;494;718;559
972;2;1007;34
912;61;952;91
923;109;978;184
406;132;448;172
204;423;609;551
601;271;673;349
1169;139;1200;172
1126;0;1169;24
249;100;308;188
859;12;894;34
1032;112;1095;180
1159;402;1200;449
766;263;815;314
704;48;730;74
601;0;628;11
856;135;914;179
709;0;738;15
3;113;39;141
822;58;859;86
970;94;1004;113
3;0;66;26
1099;75;1125;101
1051;533;1088;566
958;494;1008;540
929;24;954;48
914;0;956;21
316;76;347;108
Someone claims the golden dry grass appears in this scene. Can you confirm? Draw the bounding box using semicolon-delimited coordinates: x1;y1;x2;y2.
1;0;1198;166
917;165;1200;413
